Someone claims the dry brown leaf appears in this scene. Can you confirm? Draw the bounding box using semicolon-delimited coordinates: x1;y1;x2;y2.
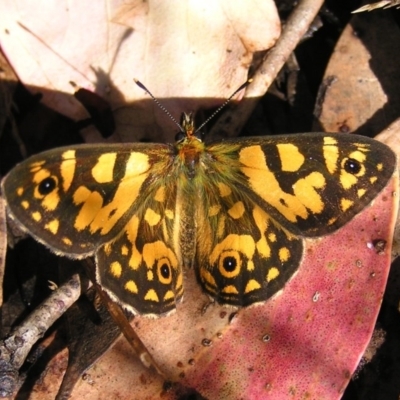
0;0;280;143
316;11;400;137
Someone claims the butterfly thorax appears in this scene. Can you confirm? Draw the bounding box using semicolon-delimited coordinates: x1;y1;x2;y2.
175;136;205;179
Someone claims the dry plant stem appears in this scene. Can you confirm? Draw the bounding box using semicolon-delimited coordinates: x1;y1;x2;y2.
94;284;167;379
0;274;81;397
0;197;6;308
211;0;325;138
352;0;400;12
82;259;166;379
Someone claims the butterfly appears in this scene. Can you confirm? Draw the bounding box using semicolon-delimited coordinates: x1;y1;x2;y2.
1;110;396;316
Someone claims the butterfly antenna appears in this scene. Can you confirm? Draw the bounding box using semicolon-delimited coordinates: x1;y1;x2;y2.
195;79;252;133
134;79;184;132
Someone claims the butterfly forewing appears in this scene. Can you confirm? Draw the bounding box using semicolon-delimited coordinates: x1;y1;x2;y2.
227;133;396;237
2;143;174;257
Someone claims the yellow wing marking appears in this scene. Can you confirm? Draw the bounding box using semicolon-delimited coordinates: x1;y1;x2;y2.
125;280;138;294
276;143;305;172
144;208;161;226
209;205;221;217
164;291;175;300
110;261;122;278
292;172;325;214
145;289;159;302
45;219;59;234
340;198;354;212
29;161;45;171
154;186;165;202
217;182;232;197
125;216;142;270
323;137;339;174
240;146;326;222
74;152;150;235
32;169;51;195
222;285;239;294
73;187;104;231
62;237;72;246
210;234;255;264
278;247;290;262
228;201;245;219
33;169;60;211
121;245;129;255
60;150;76;191
165;209;174;219
252;205;271;258
266;267;280;282
142;241;178;275
340;151;367;189
357;188;366;198
32;211;41;221
91;153;116;183
245;279;261;293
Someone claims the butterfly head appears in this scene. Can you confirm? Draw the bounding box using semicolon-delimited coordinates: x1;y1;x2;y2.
175;112;204;143
172;112;207;176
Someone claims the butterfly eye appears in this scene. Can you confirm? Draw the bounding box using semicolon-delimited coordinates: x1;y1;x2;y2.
37;176;58;196
175;131;186;142
157;258;172;284
219;251;242;278
344;158;362;175
194;130;204;141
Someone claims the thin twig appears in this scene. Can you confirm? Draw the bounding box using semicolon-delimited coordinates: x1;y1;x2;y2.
83;259;166;379
0;196;6;308
352;1;400;13
210;0;325;137
0;275;81;397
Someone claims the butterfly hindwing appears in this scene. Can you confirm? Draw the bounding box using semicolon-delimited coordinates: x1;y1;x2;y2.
96;182;183;315
195;182;303;306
